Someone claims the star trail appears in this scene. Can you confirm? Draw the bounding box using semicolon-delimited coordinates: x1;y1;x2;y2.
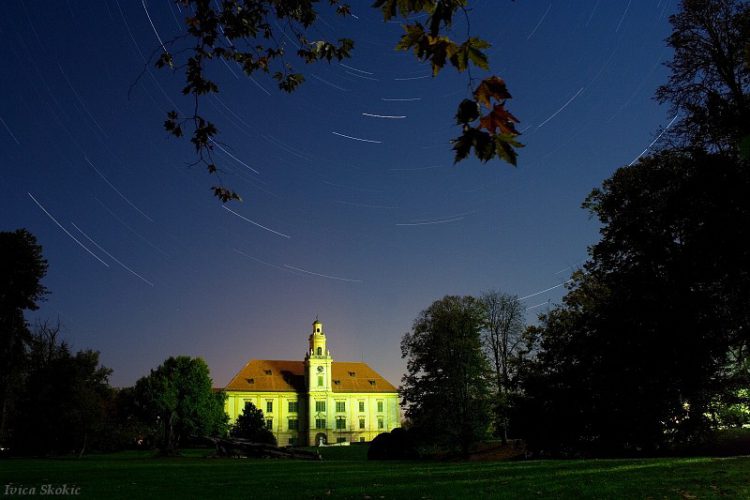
1;0;678;387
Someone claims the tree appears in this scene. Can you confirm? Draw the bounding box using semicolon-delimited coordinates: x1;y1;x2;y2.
656;0;750;154
512;0;750;457
106;386;156;450
230;402;276;445
134;356;227;454
479;290;525;443
0;229;48;445
517;149;750;455
12;321;113;456
156;0;522;201
400;295;491;456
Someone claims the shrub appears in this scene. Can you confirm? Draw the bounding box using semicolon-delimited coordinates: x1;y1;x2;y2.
367;428;418;460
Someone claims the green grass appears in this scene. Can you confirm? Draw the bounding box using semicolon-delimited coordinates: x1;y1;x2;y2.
1;447;749;499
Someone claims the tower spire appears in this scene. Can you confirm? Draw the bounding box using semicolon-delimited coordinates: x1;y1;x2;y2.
308;317;327;357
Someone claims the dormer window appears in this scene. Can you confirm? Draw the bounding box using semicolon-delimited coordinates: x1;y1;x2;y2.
368;380;376;386
348;371;356;377
246;378;254;384
264;369;272;375
333;379;341;385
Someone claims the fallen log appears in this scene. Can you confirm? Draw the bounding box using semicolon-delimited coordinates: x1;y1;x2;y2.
205;437;322;460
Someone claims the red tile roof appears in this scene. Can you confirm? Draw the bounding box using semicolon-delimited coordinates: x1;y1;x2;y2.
225;360;397;393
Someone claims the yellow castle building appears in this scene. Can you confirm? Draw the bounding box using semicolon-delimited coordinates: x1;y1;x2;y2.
224;319;400;446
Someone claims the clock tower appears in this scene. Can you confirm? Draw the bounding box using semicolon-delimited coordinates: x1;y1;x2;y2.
305;319;333;444
305;318;332;390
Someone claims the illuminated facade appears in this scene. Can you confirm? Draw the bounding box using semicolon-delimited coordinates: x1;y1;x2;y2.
224;320;400;446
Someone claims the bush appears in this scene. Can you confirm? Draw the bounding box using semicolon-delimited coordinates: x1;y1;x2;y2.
367;428;418;460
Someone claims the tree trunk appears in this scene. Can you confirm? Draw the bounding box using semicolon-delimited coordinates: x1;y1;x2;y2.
78;432;87;459
163;411;176;454
0;394;9;445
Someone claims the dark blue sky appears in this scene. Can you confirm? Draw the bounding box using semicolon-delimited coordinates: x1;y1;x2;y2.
1;0;677;388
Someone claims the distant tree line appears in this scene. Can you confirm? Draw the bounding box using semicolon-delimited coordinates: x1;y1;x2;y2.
0;229;227;456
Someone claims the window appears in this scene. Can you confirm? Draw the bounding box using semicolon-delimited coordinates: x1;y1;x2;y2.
378;418;384;429
358;401;365;412
316;347;322;355
359;418;365;429
315;401;325;412
288;401;298;413
288;437;297;446
359;437;366;443
377;401;384;413
317;376;323;387
315;418;326;429
244;401;254;410
335;401;345;412
266;401;273;413
266;419;273;429
336;417;346;430
336;437;346;443
264;369;272;375
288;418;298;431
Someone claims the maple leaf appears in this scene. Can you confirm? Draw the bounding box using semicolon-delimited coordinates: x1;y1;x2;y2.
452;131;473;163
396;23;426;52
461;37;490;71
479;104;520;135
495;134;522;166
474;76;512;109
455;99;480;124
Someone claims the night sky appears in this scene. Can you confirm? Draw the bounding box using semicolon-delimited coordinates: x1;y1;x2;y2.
1;0;678;388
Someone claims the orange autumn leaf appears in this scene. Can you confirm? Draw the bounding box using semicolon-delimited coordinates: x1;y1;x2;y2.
479;104;520;135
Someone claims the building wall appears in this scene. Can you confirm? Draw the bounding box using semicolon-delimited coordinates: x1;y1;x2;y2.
225;391;305;446
315;392;401;444
226;390;399;446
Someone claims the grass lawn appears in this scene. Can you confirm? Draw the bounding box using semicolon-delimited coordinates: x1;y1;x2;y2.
1;445;749;499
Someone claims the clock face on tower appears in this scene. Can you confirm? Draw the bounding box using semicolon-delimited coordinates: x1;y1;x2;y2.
317;365;324;373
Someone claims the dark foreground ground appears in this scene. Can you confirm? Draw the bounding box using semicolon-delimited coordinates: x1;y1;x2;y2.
1;445;749;499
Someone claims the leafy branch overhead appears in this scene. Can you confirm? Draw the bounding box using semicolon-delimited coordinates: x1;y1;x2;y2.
158;0;521;201
453;77;522;164
375;0;522;164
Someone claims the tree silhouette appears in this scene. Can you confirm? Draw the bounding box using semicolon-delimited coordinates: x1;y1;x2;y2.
401;295;491;456
230;402;276;445
0;229;48;445
480;290;526;443
656;0;749;153
516;0;750;455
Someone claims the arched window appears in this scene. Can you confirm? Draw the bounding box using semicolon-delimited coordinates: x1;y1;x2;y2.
316;347;322;356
